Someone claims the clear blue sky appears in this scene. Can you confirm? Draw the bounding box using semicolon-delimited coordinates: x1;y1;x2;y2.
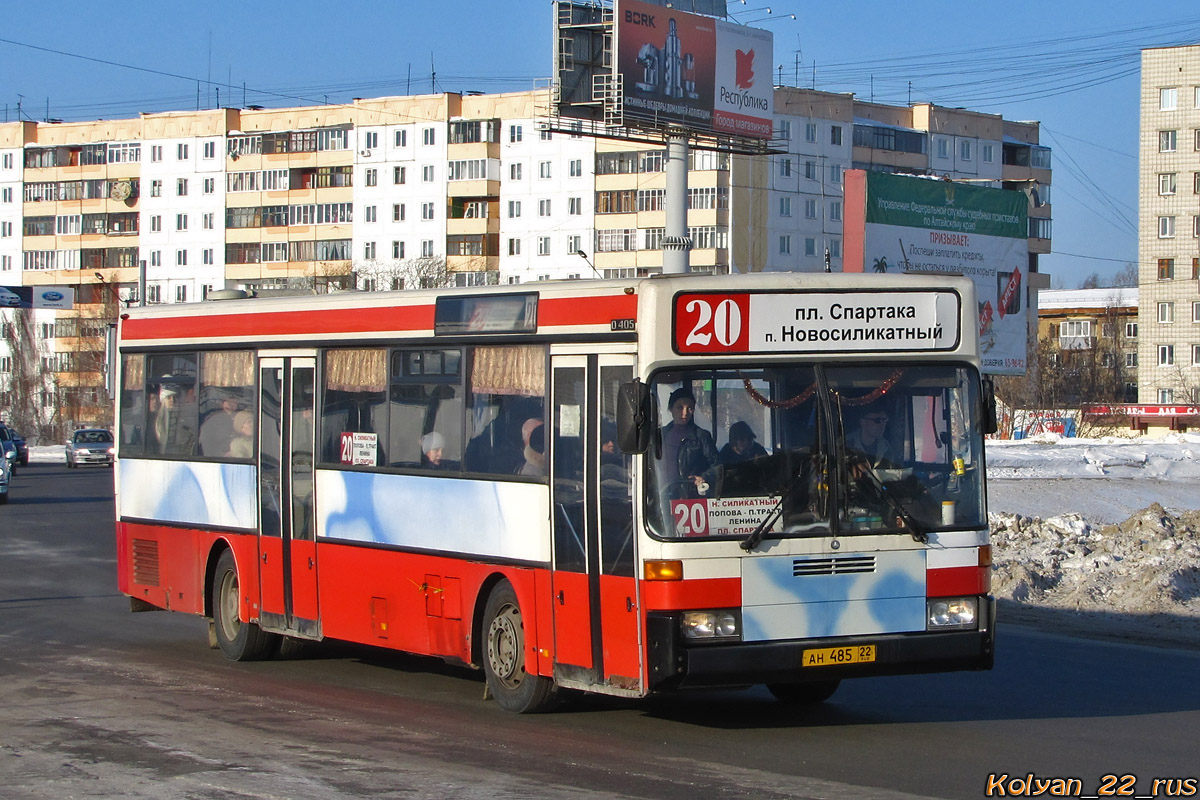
5;0;1200;289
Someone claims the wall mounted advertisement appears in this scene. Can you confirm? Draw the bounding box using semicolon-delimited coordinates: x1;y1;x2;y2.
844;170;1030;375
615;0;772;139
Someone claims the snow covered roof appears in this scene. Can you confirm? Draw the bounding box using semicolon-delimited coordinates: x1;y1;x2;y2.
1037;287;1137;310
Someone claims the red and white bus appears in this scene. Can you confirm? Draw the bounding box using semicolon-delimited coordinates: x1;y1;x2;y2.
115;271;995;712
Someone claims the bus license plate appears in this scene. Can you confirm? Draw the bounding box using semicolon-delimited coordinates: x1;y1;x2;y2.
802;645;876;667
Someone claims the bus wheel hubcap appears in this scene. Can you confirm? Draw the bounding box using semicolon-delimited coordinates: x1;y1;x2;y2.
487;604;523;688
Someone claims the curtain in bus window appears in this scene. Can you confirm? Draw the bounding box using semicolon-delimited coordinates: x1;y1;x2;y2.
321;349;387;466
464;345;547;476
120;354;146;454
600;365;634;577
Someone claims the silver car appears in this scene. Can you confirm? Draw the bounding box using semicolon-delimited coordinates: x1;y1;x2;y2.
0;452;9;504
66;428;116;468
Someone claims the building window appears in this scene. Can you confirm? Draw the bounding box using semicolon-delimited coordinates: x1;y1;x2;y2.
364;205;377;223
779;235;791;255
150;145;162;162
176;178;188;196
805;122;817;142
364;241;376;260
175;284;188;303
960;140;972;161
568;197;582;215
508;200;521;218
982;143;994;163
1158;388;1174;403
1159;258;1175;279
422;165;434;182
537;236;550;255
569;159;583;177
779;157;792;177
830;126;842;146
1160;130;1178;152
1159;216;1176;238
804;160;816;180
540;127;552;141
510;162;523;181
1194;344;1200;365
176;249;188;267
395;129;408;148
150;251;161;267
1126;322;1139;338
421;239;434;257
1159;302;1175;323
203;213;214;230
508;238;521;256
176;214;188;231
203;177;215;194
393;166;406;184
365;168;377;187
422;127;436;146
203;248;213;265
804;238;816;256
937;138;949;159
830;201;842;221
1126;352;1138;368
539;199;551;217
779;196;791;217
1160;173;1177;195
421;203;434;220
393;203;405;222
510;125;523;143
567;234;581;254
1193;301;1200;323
177;143;189;160
150;215;162;232
150;180;162;197
203;141;216;159
364;131;379;149
1161;87;1178;111
804;199;817;219
1158;344;1175;366
539;161;552;179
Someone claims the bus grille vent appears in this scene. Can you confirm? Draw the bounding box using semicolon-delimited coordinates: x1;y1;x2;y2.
792;555;875;577
132;539;161;587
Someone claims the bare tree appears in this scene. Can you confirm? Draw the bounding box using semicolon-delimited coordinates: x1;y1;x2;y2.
1109;262;1138;288
353;257;457;291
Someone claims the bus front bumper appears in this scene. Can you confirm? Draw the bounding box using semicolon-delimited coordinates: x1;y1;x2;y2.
647;596;996;691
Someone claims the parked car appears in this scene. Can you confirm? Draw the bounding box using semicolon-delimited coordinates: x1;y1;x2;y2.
0;424;19;475
10;430;28;466
66;428;116;468
0;451;9;504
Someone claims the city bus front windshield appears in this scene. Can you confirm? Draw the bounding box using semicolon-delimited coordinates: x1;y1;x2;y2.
645;363;986;541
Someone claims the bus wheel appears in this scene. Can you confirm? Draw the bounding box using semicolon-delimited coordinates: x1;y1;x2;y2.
767;680;840;705
212;549;277;661
482;581;557;713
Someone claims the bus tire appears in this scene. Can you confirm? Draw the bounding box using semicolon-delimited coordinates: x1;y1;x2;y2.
481;580;557;713
767;679;840;705
212;549;277;661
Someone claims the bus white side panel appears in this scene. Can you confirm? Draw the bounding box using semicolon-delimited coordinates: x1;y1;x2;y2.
315;470;552;563
740;550;926;641
119;460;257;529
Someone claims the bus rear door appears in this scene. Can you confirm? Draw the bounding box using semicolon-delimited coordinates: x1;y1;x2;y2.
550;354;641;693
257;355;320;638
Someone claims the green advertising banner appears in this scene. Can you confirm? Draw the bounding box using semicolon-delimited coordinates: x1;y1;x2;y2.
862;171;1031;376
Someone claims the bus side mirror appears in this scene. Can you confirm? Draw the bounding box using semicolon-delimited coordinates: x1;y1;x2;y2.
617;379;653;454
981;375;999;435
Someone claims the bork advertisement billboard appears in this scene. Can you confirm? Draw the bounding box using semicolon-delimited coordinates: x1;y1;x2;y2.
844;170;1030;375
616;0;773;139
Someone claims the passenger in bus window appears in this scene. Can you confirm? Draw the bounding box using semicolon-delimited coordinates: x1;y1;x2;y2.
420;431;447;468
151;383;197;456
517;419;546;476
199;393;243;456
659;387;717;497
718;421;768;465
228;411;255;458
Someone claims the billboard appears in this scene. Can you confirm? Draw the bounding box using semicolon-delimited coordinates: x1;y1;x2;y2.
615;0;773;139
0;285;76;309
844;170;1030;375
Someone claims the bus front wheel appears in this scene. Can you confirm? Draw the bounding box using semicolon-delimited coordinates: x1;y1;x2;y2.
212;549;277;661
481;580;557;713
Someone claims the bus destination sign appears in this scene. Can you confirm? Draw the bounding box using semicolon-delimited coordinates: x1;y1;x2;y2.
673;291;961;355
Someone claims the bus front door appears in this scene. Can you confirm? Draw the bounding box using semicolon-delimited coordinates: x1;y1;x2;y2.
257;356;320;639
550;355;641;692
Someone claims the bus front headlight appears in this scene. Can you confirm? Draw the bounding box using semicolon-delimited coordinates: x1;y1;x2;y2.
681;609;741;641
927;597;978;630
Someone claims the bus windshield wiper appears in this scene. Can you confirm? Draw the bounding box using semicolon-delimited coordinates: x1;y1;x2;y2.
860;469;927;543
740;456;815;551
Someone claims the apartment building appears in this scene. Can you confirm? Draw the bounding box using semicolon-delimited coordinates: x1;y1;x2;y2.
1037;287;1139;403
1139;45;1200;407
0;87;1050;428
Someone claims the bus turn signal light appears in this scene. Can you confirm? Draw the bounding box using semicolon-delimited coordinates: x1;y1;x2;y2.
643;560;683;581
